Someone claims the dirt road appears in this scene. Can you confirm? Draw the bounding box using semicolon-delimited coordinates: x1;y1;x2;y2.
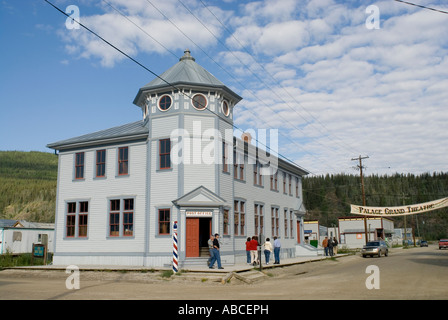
1;245;447;300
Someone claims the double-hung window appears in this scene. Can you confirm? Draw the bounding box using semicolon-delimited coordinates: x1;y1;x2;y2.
271;207;279;237
118;147;129;175
289;174;292;196
233;151;245;180
96;149;106;177
222;141;229;173
75;152;84;179
270;171;278;191
159;139;171;170
290;210;294;238
123;199;134;236
223;209;229;235
109;198;134;237
158;208;170;235
296;177;299;198
66;201;89;238
66;202;76;237
254;204;264;236
253;161;263;186
234;200;245;236
283;172;287;194
78;201;89;237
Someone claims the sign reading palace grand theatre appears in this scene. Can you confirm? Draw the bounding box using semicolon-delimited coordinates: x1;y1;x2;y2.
350;197;448;216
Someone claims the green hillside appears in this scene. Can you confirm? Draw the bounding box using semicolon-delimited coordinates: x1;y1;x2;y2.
0;151;57;223
303;172;448;240
0;151;446;239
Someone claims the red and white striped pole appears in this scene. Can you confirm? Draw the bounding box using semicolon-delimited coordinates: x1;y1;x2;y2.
172;221;178;273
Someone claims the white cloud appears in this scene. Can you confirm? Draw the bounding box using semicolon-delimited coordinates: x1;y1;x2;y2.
55;0;448;175
58;0;224;66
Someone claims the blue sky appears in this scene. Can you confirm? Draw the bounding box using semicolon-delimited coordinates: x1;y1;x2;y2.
1;0;447;176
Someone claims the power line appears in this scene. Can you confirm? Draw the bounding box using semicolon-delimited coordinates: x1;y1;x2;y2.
196;0;361;156
138;0;346;172
43;0;312;175
99;0;342;174
394;0;448;15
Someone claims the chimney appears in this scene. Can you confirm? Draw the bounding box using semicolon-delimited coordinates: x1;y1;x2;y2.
241;132;252;144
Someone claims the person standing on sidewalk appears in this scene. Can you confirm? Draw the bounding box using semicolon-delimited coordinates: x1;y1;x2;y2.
245;237;251;265
209;233;224;269
263;238;273;265
333;237;338;255
322;236;328;256
273;236;281;264
328;236;334;256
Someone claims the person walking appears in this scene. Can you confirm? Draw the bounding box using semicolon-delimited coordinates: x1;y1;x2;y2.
328;236;334;256
209;233;224;269
249;236;259;266
263;238;273;265
273;236;281;264
333;237;338;255
322;236;328;256
207;234;214;265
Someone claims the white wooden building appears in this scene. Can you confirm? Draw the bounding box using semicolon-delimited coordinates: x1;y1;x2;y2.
338;216;395;249
0;220;54;255
47;50;310;267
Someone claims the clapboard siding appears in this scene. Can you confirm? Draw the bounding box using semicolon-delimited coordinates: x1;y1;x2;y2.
54;142;147;258
233;159;304;256
148;136;178;253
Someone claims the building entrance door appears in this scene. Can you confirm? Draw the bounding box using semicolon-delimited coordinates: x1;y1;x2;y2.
186;218;212;258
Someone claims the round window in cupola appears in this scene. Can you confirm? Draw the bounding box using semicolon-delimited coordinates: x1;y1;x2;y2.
158;95;172;111
192;94;207;110
221;100;230;117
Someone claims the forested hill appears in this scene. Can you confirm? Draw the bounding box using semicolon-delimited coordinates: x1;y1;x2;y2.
0;151;447;239
303;172;448;240
0;151;57;223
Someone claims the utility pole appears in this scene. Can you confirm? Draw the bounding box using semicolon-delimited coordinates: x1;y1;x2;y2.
352;155;369;245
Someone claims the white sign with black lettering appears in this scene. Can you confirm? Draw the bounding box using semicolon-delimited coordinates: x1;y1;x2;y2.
186;211;213;217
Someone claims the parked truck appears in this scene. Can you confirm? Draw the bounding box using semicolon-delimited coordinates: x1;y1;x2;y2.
439;239;448;249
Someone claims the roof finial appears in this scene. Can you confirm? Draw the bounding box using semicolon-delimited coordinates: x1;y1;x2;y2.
180;49;195;61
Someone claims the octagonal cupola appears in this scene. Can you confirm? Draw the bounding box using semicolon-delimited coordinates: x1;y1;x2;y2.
133;49;242;123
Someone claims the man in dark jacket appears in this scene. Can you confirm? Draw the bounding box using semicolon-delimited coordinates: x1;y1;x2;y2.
328;237;334;256
209;233;224;269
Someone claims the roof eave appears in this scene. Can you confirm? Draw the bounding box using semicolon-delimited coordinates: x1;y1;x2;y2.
133;82;242;107
46;133;148;151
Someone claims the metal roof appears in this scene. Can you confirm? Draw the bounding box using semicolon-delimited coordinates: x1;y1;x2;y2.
0;219;17;228
47;120;148;150
133;49;242;105
145;49;225;88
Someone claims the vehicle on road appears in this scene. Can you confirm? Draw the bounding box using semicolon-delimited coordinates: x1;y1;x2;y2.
362;240;388;258
439;239;448;249
420;240;428;247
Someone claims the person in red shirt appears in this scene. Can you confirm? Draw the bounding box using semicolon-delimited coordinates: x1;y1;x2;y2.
250;236;259;266
245;237;251;265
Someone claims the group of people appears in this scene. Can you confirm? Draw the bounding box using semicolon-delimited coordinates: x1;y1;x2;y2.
246;236;282;265
207;233;284;269
322;236;338;257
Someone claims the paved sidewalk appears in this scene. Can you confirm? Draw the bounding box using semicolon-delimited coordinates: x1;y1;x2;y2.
8;253;347;274
184;254;348;273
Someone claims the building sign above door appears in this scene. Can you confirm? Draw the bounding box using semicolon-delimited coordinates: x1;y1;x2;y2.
186;211;213;217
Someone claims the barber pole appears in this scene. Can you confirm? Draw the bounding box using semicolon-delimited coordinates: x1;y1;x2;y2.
172;221;178;273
